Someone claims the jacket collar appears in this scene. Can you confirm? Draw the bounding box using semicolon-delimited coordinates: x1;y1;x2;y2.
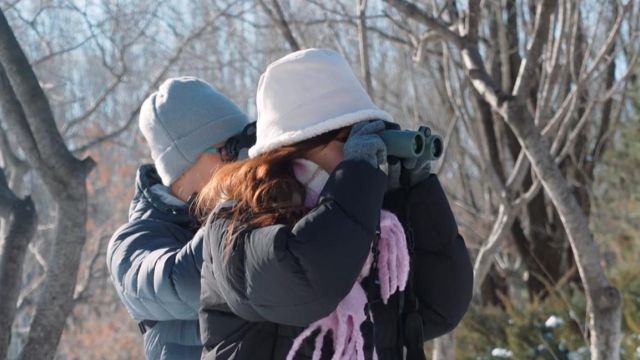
130;164;192;224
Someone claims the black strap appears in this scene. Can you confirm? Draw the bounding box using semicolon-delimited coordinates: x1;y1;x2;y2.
138;320;158;335
396;187;426;360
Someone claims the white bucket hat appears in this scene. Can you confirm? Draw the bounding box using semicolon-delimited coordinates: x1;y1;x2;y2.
249;48;393;158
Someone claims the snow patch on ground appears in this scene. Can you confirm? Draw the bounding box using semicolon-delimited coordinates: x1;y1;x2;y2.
490;348;513;358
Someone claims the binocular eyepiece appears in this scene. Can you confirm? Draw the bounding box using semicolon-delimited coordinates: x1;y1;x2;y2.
224;122;257;160
378;126;443;161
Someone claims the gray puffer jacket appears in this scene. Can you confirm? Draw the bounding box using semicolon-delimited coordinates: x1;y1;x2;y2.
107;164;204;359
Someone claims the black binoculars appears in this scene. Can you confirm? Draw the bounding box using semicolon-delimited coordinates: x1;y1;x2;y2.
379;126;443;161
224;122;257;160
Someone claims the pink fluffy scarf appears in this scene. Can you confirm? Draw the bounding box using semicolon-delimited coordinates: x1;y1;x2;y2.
287;159;410;360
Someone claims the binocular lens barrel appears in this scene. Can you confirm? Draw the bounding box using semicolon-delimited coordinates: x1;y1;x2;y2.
424;134;443;161
378;130;425;158
379;129;443;160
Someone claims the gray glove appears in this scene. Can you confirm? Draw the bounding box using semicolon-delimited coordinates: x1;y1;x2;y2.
388;154;432;190
387;159;401;190
343;120;387;168
403;154;432;187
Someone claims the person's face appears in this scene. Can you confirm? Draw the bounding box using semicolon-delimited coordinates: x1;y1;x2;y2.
305;139;345;173
171;140;236;201
181;141;227;194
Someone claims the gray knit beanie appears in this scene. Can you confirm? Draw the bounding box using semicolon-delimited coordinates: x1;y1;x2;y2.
139;76;249;186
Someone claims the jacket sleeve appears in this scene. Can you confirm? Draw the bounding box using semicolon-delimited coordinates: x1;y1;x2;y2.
385;174;473;340
208;160;387;327
106;222;204;321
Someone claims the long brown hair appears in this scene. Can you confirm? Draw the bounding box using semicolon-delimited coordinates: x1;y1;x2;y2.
195;127;349;260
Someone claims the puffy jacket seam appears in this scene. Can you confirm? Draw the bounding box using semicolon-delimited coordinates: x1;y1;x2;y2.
250;293;330;309
249;203;373;311
113;250;195;312
168;264;191;307
188;245;201;274
258;229;317;308
120;289;196;305
323;197;377;240
144;250;191;307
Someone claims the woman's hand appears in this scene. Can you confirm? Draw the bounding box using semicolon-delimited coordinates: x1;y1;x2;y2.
343;120;387;168
402;153;432;187
388;150;432;190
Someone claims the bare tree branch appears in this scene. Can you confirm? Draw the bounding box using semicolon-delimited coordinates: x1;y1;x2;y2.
473;204;515;295
580;1;630;82
0;122;29;191
31;35;94;67
512;0;556;98
0;73;41;170
73;234;108;305
258;0;301;51
466;0;480;42
356;0;374;96
383;0;461;46
62;73;125;136
69;2;240;154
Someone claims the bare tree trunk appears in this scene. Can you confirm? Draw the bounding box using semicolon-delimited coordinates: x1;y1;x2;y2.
0;169;36;360
522;189;566;298
356;0;374;96
432;331;455;360
20;182;89;360
472;204;518;295
0;9;95;360
480;264;509;306
502;102;622;358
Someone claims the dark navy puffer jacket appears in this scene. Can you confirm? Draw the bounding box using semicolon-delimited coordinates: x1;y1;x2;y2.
107;165;204;360
199;160;473;360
